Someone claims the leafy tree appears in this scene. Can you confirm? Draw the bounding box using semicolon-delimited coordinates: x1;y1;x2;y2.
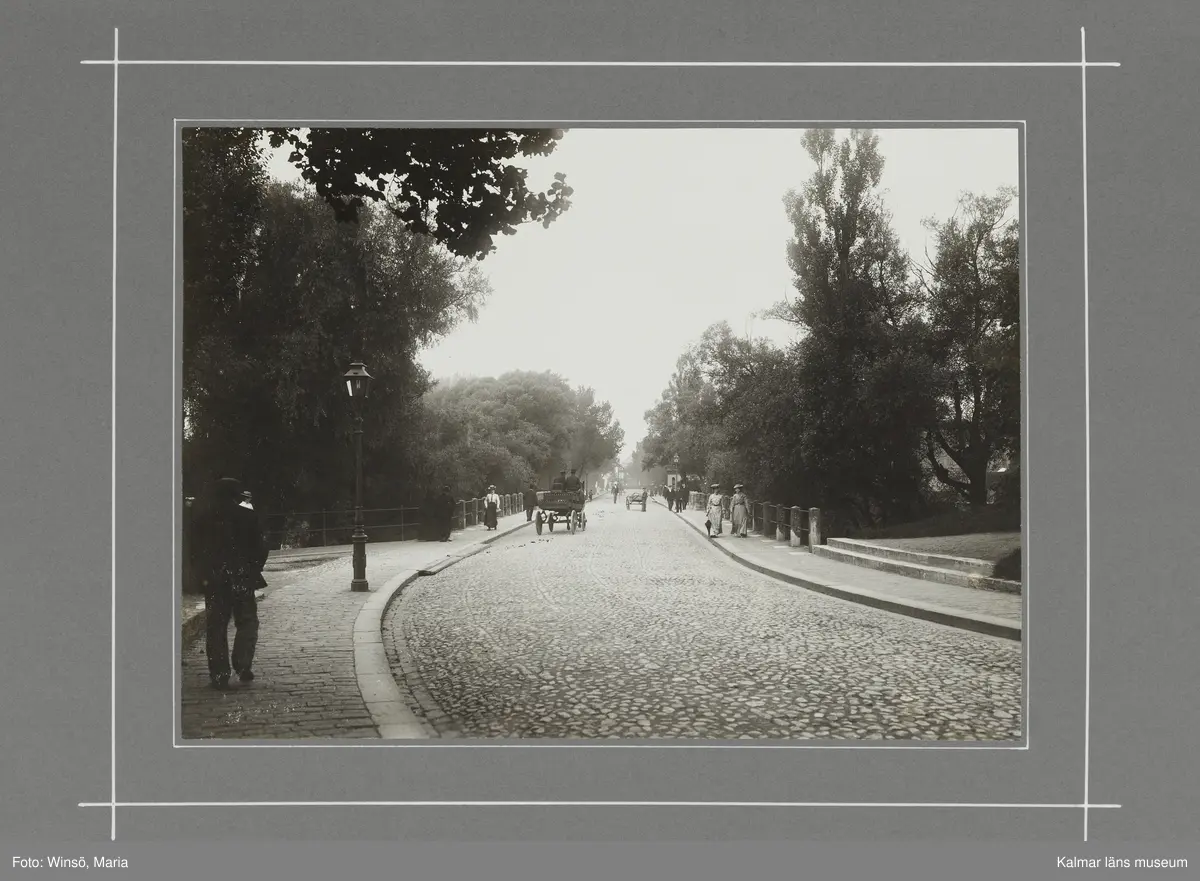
182;170;488;511
182;128;269;435
641;342;718;480
642;322;813;503
771;129;935;527
267;128;574;259
409;371;623;499
917;188;1021;506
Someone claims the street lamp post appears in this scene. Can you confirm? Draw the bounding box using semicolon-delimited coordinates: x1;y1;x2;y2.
344;361;373;592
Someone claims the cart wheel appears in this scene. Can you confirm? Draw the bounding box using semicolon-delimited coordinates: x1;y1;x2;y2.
567;512;576;534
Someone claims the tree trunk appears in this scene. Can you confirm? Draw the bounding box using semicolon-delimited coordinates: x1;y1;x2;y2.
967;459;990;507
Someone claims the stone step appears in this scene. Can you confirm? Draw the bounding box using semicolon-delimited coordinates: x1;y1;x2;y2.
826;537;995;577
813;545;1021;595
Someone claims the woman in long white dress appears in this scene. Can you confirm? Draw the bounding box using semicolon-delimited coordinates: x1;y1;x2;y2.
730;484;750;537
705;483;725;537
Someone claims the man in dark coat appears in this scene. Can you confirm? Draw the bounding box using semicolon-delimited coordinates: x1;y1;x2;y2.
551;470;567;491
438;485;456;541
524;480;538;521
664;485;674;511
563;468;582;492
190;477;268;690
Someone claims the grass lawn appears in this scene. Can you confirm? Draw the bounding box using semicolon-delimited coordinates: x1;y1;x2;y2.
845;505;1022;580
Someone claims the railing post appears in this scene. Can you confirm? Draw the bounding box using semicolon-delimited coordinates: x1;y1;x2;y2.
458;500;466;531
322;511;327;547
777;506;789;542
808;507;822;549
790;506;804;547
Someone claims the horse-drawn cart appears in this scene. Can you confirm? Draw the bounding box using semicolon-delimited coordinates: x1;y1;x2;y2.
534;489;587;535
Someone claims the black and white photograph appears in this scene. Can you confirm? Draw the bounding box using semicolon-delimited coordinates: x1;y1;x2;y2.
180;125;1023;742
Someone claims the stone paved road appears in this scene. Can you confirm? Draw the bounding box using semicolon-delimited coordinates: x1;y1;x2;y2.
384;498;1023;741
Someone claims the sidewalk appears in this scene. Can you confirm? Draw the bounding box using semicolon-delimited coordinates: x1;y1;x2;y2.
662;499;1021;641
180;512;533;740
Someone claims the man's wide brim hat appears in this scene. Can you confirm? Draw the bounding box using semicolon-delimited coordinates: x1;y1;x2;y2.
734;483;743;489
711;483;719;488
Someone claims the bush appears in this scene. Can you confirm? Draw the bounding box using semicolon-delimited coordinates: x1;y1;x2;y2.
993;547;1022;580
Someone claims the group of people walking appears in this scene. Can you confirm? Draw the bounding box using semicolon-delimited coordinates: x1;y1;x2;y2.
661;483;687;513
657;480;750;536
703;482;750;539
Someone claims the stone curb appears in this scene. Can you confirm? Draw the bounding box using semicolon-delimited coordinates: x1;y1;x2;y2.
356;514;535;739
826;537;997;577
666;502;1021;642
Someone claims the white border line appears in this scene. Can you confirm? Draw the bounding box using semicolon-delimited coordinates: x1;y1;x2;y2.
80;800;1121;809
109;26;119;845
1080;26;1093;844
172;118;1028;752
82;59;1120;68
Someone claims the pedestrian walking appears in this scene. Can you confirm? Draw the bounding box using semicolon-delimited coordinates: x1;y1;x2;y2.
484;485;500;530
663;485;674;511
730;484;750;537
438;484;456;541
676;480;688;513
524;480;538;521
190;477;268;690
705;483;725;537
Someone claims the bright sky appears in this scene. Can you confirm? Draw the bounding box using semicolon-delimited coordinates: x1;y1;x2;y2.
265;127;1018;447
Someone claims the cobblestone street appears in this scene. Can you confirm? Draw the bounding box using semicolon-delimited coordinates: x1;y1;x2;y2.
384;498;1023;741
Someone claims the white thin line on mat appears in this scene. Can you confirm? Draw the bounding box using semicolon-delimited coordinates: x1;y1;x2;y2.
109;25;119;843
1080;25;1093;845
81;59;1121;68
80;800;1121;809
